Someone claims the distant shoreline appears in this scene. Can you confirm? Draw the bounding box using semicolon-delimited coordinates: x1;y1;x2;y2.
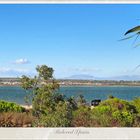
21;105;32;110
1;78;140;87
1;84;140;88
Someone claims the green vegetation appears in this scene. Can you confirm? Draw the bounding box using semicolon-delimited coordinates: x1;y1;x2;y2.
1;65;140;127
90;98;136;127
0;100;33;127
0;100;25;113
21;65;73;127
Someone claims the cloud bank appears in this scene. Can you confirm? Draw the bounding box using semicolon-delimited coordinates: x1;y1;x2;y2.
0;67;34;77
13;58;30;64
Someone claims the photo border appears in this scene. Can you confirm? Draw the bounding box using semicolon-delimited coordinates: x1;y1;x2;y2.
0;1;140;140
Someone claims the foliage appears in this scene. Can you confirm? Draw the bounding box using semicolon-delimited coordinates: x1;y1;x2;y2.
71;105;91;127
67;96;78;110
0;100;25;113
21;65;73;127
19;65;140;127
90;98;136;127
121;25;140;47
33;101;72;127
76;95;87;107
0;112;35;127
90;105;114;127
132;97;140;114
99;98;136;113
112;111;134;127
20;75;35;90
36;65;54;80
125;26;140;35
133;115;140;127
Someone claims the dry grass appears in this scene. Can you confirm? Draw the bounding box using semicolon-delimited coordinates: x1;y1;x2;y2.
0;112;35;127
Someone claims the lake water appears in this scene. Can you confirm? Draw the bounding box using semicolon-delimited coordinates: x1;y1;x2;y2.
0;86;140;104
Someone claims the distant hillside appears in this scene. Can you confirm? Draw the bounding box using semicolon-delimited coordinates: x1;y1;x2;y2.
1;74;140;81
65;74;95;80
65;74;140;81
100;75;140;81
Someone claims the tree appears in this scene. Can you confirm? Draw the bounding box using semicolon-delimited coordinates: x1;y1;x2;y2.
36;65;54;80
20;65;73;127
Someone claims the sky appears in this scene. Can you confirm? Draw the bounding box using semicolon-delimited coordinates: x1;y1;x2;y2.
1;4;140;78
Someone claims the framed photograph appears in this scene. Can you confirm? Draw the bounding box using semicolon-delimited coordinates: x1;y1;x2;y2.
0;1;140;139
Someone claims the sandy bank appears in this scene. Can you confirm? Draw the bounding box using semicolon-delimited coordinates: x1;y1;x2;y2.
21;105;32;110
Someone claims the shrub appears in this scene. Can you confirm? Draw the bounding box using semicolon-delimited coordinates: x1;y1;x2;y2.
90;98;136;127
99;98;137;113
33;101;72;127
132;97;140;114
131;98;140;127
0;112;35;127
0;100;25;113
133;115;140;127
90;105;113;127
71;105;91;127
112;111;134;127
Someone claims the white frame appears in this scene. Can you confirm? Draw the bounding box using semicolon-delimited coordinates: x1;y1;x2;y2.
0;2;140;140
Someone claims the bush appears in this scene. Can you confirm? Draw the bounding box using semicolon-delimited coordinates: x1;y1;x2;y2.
71;105;91;127
112;111;134;127
0;112;35;127
90;98;136;127
0;100;25;113
91;105;114;127
132;97;140;114
33;101;72;127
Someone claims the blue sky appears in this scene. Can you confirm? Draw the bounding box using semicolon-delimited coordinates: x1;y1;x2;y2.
1;4;140;78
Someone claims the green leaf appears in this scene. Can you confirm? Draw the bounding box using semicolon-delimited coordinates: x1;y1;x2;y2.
125;26;140;35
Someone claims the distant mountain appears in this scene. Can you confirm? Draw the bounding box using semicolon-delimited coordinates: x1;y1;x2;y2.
65;74;95;80
64;74;140;81
105;75;140;81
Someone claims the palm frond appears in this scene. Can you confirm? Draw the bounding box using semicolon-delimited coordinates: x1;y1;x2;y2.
134;43;140;48
119;34;137;41
133;65;140;72
125;26;140;35
132;34;140;47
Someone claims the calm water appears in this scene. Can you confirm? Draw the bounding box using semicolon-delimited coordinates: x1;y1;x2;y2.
0;86;140;104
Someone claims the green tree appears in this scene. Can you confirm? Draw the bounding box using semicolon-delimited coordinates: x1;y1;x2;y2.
36;65;54;80
20;65;72;127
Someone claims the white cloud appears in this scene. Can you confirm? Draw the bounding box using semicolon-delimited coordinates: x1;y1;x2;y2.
14;58;30;64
